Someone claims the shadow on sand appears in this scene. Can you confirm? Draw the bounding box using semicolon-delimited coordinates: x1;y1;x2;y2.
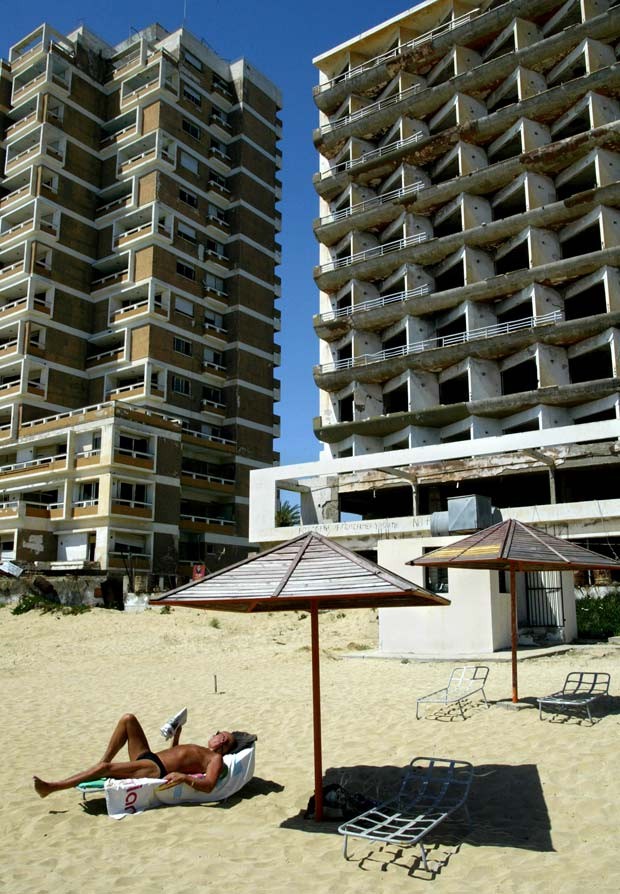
280;761;552;878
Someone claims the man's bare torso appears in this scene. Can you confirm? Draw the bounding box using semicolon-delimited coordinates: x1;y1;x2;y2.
156;743;218;775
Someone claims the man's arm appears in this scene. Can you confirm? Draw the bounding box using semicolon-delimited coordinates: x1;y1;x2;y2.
172;724;183;747
161;753;224;794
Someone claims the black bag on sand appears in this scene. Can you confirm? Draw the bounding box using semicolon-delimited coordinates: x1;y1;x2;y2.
305;783;377;821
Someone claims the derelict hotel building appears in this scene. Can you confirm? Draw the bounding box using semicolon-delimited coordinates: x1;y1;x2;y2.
0;23;282;577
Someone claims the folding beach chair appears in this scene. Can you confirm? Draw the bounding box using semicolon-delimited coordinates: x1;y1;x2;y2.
338;756;474;871
537;671;610;723
416;665;489;719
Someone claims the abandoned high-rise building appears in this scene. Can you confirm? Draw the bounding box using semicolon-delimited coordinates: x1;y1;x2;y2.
303;0;620;536
250;0;620;635
0;23;282;578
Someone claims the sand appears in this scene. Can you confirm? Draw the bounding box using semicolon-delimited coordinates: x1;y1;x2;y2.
2;602;620;893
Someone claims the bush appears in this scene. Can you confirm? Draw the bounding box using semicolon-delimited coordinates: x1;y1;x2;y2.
11;593;90;616
576;589;620;639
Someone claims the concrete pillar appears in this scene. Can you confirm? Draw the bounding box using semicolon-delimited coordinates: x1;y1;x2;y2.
600;206;620;250
409;370;440;409
353;381;383;419
469;358;502;401
528;228;561;266
537;344;570;387
464;246;495;284
525;173;556;209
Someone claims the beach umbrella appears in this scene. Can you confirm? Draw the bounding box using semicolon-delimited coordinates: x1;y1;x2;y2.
410;519;620;703
149;531;448;820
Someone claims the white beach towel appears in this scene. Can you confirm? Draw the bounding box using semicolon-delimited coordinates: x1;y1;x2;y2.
104;746;256;819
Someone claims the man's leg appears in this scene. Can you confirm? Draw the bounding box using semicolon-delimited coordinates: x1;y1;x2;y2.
100;713;151;762
34;757;161;798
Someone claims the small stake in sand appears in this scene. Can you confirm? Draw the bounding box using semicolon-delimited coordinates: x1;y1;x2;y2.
214;674;218;694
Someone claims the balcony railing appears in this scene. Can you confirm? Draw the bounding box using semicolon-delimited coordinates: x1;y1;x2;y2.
0;185;31;208
318;231;428;274
0;262;26;280
0;453;67;475
106;382;145;398
319;181;425;225
180;513;234;526
318;131;425;181
315;10;480;94
181;470;234;486
181;428;235;446
319;311;563;373
319;81;425;135
320;284;431;322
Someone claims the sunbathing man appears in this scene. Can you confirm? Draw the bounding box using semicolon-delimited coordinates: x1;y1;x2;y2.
33;713;237;798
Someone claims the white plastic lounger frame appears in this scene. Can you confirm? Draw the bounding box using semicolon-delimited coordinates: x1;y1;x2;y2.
338;757;474;871
537;671;611;723
416;665;489;719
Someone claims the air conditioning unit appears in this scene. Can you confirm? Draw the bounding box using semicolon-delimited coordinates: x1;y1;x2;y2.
430;494;500;536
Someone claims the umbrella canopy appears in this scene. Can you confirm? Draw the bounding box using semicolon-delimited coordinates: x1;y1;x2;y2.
411;519;620;702
150;532;449;818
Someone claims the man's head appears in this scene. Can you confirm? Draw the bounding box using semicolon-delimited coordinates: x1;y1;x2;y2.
208;730;236;755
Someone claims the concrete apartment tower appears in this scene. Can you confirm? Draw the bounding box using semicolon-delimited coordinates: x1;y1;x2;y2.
249;0;619;652
0;23;282;581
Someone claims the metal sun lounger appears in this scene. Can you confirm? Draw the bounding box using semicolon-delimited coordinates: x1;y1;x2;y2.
338;756;474;871
537;671;611;723
416;665;490;719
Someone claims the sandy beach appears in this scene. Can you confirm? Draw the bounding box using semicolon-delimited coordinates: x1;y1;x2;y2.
2;602;620;893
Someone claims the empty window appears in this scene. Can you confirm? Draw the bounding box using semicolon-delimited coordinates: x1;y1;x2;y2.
178;222;197;243
176;261;195;281
172;375;191;395
183;50;203;71
183;83;202;106
179;150;199;174
205;273;226;293
174;336;192;356
182;119;201;141
179;188;198;208
209;171;228;190
175;296;194;316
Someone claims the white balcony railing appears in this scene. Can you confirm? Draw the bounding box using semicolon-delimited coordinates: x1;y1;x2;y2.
315;10;480;93
319;82;426;135
318;231;428;274
180;513;234;526
0;453;67;475
319;284;432;322
319;181;425;226
318;131;425;181
181;470;234;485
319;311;563;373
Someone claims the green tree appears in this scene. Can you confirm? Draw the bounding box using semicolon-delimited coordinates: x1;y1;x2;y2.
275;500;301;527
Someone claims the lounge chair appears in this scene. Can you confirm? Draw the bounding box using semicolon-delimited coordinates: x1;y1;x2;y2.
416;665;489;719
537;671;610;723
338;756;474;871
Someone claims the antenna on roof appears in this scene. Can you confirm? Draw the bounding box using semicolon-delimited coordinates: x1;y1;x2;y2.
183;0;188;26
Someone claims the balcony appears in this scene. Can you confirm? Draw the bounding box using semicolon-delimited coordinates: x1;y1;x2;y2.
71;499;99;518
113;448;154;470
314;9;480;96
96;194;132;219
24;500;63;519
181;428;235;451
110;298;168;325
316;131;425;183
318;311;563;375
106;381;146;400
86;346;125;368
317;82;425;139
0;453;67;480
91;269;130;293
179;513;235;531
180;469;234;491
318;284;431;325
201;398;226;416
317;231;429;277
110;499;153;519
75;448;101;468
0;184;32;211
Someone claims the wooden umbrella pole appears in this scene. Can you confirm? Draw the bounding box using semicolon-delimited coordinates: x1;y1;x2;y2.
510;566;518;703
310;601;324;821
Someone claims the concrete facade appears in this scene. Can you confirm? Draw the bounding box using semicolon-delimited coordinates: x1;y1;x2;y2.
0;23;281;578
249;0;620;654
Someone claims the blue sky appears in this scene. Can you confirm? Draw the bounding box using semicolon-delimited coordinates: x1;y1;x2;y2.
3;0;413;464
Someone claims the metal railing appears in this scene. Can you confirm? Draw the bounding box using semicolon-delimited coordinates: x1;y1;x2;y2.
318;231;428;274
315;10;480;93
181;470;234;486
319;286;429;322
318;131;425;180
319;81;424;135
319;181;425;225
180;513;234;526
319;310;563;373
0;453;67;475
